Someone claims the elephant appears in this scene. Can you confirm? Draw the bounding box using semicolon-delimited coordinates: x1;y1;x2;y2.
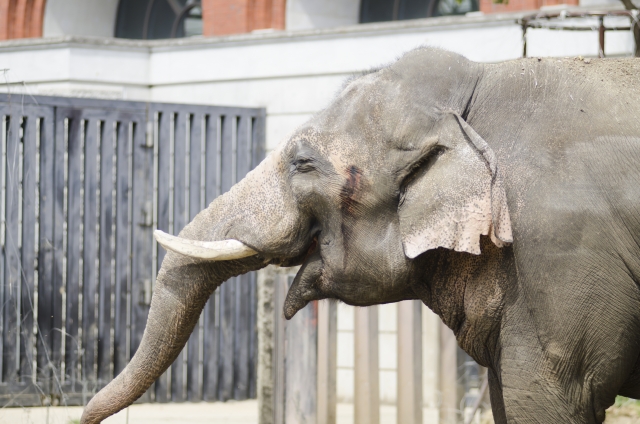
81;47;640;424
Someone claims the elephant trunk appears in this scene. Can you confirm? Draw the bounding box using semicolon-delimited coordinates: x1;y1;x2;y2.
80;254;266;424
81;149;305;423
80;259;211;424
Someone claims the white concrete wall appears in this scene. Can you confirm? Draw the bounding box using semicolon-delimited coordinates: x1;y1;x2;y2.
285;0;360;30
43;0;120;38
0;42;150;99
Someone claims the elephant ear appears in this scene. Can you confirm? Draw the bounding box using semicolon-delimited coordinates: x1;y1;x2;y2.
399;113;512;258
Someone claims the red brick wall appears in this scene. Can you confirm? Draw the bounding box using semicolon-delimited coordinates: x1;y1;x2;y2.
202;0;286;36
0;0;46;40
480;0;578;14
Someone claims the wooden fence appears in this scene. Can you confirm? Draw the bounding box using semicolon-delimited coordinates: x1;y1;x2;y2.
0;94;265;407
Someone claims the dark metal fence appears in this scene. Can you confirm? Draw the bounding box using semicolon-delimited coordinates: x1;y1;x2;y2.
0;94;265;407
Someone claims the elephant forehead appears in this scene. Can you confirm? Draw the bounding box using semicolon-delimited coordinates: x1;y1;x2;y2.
289;126;384;169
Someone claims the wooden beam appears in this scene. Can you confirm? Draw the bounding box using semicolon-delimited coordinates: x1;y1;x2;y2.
257;267;276;424
272;273;287;424
285;298;318;424
422;305;441;421
440;322;459;424
269;270;320;424
354;306;379;424
317;300;337;424
397;300;422;424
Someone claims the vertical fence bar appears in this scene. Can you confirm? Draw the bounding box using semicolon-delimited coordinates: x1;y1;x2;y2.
129;115;153;402
65;114;82;391
218;115;235;401
0;113;5;382
251;111;266;169
20;115;37;385
37;108;55;396
154;110;171;403
170;112;187;403
248;110;265;402
272;273;287;424
234;115;251;400
440;322;459;423
113;120;131;377
397;300;423;424
3;114;21;386
354;306;380;424
187;113;203;401
51;109;66;398
97;119;115;387
285;299;318;424
317;300;337;424
82;118;99;394
248;270;257;399
202;114;220;402
248;113;263;399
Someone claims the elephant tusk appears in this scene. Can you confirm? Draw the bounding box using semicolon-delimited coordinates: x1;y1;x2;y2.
154;230;258;261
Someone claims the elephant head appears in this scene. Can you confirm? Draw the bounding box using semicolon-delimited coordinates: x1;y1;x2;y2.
81;47;512;423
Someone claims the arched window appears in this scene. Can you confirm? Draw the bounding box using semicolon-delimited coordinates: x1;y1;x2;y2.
360;0;478;23
115;0;202;39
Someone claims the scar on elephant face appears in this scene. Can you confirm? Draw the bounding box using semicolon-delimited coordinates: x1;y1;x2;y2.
340;165;363;216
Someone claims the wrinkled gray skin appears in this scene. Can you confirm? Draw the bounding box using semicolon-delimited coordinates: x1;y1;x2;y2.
81;47;640;424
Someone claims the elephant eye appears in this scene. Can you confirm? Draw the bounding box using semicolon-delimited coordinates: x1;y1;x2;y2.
292;157;316;173
399;146;445;193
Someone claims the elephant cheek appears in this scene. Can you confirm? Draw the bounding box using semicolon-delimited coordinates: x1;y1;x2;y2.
284;251;324;319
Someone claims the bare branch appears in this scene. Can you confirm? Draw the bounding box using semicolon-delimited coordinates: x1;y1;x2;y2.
620;0;638;10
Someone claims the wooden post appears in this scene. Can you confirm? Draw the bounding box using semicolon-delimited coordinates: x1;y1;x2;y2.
257;267;276;424
354;306;379;424
285;296;318;424
270;269;319;424
422;305;441;422
397;300;422;424
598;16;605;58
317;300;337;424
440;322;459;424
272;273;288;424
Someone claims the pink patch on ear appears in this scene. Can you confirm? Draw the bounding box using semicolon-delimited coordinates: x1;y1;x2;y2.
403;190;493;258
398;113;513;259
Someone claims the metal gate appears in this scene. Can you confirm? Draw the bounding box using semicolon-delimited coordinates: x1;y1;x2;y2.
0;94;265;407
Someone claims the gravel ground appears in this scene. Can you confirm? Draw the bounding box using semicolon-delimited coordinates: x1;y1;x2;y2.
1;400;637;424
0;401;259;424
0;401;399;424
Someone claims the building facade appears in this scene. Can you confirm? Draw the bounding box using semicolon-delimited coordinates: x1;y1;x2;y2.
3;0;630;41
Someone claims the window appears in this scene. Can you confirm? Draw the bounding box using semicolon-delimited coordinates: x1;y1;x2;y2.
360;0;478;23
116;0;202;39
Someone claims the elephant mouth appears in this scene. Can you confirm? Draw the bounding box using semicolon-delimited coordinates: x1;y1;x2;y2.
283;236;325;319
